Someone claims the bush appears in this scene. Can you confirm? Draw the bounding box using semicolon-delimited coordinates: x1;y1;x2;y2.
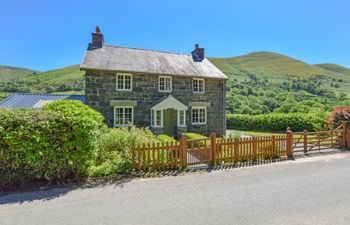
185;132;208;139
184;132;210;147
0;100;104;188
327;106;350;129
157;134;177;143
87;127;157;177
226;113;326;132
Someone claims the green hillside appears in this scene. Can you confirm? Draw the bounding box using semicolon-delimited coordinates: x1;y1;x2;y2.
315;63;350;76
0;65;39;82
209;51;347;79
0;65;84;94
209;52;350;94
208;52;350;116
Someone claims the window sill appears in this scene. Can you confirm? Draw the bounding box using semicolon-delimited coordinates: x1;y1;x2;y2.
116;89;133;92
114;124;133;128
193;92;205;94
159;90;172;93
191;123;207;125
151;126;163;129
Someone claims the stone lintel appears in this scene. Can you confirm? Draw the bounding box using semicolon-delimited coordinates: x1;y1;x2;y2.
188;102;211;107
110;100;137;107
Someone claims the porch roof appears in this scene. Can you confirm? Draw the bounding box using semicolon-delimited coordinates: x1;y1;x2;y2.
149;95;188;111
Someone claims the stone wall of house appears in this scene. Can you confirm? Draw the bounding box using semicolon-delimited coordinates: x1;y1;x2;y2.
84;69;226;137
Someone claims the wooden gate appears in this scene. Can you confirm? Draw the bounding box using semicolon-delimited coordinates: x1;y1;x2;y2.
290;122;346;154
183;135;214;166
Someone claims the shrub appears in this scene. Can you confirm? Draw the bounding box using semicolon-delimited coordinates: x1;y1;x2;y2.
87;127;157;177
185;132;208;139
327;106;350;129
226;113;326;132
185;132;210;147
157;134;177;143
0;100;104;188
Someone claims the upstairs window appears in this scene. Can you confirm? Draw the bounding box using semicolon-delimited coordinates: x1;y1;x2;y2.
191;107;206;125
116;73;132;91
159;76;172;92
193;78;205;93
114;106;133;127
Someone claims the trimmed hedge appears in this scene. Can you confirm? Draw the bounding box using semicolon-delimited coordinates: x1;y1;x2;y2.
226;113;326;132
0;100;104;189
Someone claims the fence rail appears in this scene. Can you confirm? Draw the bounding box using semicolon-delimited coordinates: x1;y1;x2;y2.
132;122;348;171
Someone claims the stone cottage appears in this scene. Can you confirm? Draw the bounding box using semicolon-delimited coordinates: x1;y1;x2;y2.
80;27;228;137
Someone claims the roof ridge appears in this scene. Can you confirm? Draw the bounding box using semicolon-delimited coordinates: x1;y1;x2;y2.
102;44;192;57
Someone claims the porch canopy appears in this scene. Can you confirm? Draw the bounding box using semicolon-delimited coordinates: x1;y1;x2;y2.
149;95;188;111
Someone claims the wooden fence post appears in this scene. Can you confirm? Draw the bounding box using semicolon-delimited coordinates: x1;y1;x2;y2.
303;130;308;154
210;133;217;165
234;138;239;162
181;134;187;168
286;127;293;157
342;121;347;148
252;136;257;160
271;135;276;157
132;146;135;170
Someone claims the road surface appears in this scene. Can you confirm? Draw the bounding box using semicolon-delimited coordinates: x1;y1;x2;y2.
1;152;350;225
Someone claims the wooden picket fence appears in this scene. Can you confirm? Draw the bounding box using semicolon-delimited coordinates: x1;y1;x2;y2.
132;122;348;171
132;142;183;170
215;135;288;163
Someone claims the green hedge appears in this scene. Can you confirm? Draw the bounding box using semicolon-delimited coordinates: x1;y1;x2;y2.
0;100;104;189
226;113;326;132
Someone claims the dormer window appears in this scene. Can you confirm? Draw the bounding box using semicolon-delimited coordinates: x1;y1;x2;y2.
193;78;205;93
116;73;132;91
159;76;172;92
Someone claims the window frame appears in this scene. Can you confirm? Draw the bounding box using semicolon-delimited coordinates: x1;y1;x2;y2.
151;109;163;128
192;78;205;94
158;76;172;93
113;106;134;127
116;73;132;91
191;107;207;125
177;110;186;127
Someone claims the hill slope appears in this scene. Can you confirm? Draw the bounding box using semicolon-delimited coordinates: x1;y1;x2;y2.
209;51;350;94
0;65;39;82
209;52;348;80
0;65;84;94
315;63;350;76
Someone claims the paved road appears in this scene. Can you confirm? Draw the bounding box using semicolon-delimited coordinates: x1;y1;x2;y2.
1;152;350;225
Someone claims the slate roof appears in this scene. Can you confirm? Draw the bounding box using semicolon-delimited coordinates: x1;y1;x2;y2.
0;93;85;109
80;44;228;79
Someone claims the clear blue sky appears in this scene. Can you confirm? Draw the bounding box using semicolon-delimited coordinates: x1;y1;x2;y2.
1;0;349;71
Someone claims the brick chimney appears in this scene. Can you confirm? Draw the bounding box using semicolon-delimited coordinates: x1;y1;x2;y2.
91;26;104;48
191;44;205;62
